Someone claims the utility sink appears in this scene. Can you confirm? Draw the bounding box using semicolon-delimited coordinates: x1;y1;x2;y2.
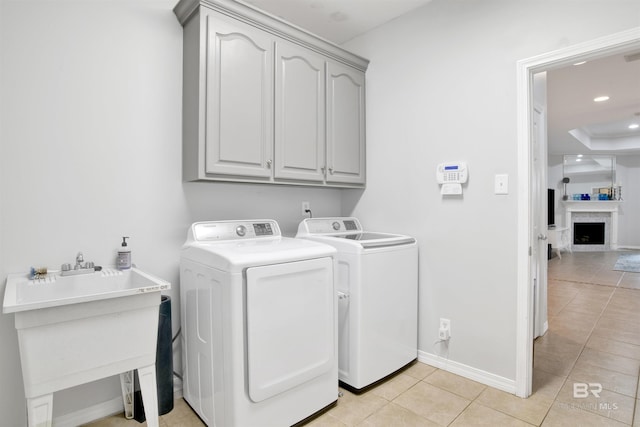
3;267;171;427
4;267;169;313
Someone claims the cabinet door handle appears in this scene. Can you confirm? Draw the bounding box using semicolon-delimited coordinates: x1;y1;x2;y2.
329;167;334;175
266;159;272;168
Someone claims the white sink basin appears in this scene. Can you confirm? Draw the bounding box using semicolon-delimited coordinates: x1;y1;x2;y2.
3;267;170;427
4;267;170;313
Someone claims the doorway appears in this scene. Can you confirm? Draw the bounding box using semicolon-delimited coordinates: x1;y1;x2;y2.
515;27;640;398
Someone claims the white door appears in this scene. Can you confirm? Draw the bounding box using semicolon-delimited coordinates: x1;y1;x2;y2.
245;257;335;402
274;41;326;182
532;104;548;339
326;61;366;185
205;13;274;178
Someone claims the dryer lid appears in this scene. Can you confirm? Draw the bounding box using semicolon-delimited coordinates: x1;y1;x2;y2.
182;221;336;272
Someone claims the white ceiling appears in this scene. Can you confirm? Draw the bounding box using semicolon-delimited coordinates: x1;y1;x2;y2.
547;53;640;155
244;0;433;44
243;0;640;155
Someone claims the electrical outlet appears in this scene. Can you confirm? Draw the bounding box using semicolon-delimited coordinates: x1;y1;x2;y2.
439;318;451;340
301;201;311;216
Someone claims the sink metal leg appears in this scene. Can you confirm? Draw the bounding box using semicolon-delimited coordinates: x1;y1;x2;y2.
138;364;160;427
27;393;53;427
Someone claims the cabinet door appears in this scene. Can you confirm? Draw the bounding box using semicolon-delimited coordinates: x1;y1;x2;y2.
274;42;325;182
326;62;366;185
205;14;274;178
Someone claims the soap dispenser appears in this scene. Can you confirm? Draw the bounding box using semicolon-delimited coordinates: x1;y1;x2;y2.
117;236;131;270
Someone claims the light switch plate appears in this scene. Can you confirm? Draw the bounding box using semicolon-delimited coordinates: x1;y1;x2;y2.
495;174;508;195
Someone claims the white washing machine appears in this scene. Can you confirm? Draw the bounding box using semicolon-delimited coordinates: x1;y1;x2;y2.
296;217;418;391
180;220;338;426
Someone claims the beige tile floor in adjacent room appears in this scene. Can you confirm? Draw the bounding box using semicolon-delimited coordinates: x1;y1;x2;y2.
86;250;640;427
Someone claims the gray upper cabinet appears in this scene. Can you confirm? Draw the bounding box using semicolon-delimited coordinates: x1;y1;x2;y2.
274;41;325;183
205;12;274;178
174;0;369;188
326;61;366;185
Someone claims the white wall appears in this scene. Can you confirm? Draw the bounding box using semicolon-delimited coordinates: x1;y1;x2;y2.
342;0;640;384
0;1;342;423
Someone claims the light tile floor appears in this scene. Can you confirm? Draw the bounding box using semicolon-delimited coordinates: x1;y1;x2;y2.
86;250;640;426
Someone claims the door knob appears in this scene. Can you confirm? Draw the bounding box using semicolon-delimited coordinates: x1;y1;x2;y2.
538;234;547;241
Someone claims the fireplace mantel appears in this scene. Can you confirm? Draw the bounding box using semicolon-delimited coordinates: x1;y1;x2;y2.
561;200;622;209
562;201;620;250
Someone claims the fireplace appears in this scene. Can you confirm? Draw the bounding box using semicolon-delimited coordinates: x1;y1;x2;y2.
569;211;610;251
573;222;605;245
564;201;620;251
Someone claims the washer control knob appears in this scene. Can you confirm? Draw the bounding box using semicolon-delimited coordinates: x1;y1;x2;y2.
332;221;340;231
236;225;247;237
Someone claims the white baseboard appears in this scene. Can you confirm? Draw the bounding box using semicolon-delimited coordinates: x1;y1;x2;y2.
418;350;516;394
53;375;184;427
618;245;640;250
53;396;124;427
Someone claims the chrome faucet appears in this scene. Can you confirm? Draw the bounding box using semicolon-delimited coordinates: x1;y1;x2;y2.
75;252;85;269
61;252;95;276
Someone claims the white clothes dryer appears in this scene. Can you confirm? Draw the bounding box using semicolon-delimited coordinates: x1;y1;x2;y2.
296;217;418;391
180;220;338;426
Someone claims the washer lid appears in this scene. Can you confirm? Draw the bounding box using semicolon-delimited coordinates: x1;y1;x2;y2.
296;217;416;250
332;232;416;248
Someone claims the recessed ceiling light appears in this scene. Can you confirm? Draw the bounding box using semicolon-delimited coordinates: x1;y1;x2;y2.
576;158;582;162
330;11;348;22
573;61;587;66
593;96;610;102
577;154;583;157
630;123;640;130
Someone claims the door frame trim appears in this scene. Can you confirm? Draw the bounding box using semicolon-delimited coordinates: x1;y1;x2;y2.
515;27;640;398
